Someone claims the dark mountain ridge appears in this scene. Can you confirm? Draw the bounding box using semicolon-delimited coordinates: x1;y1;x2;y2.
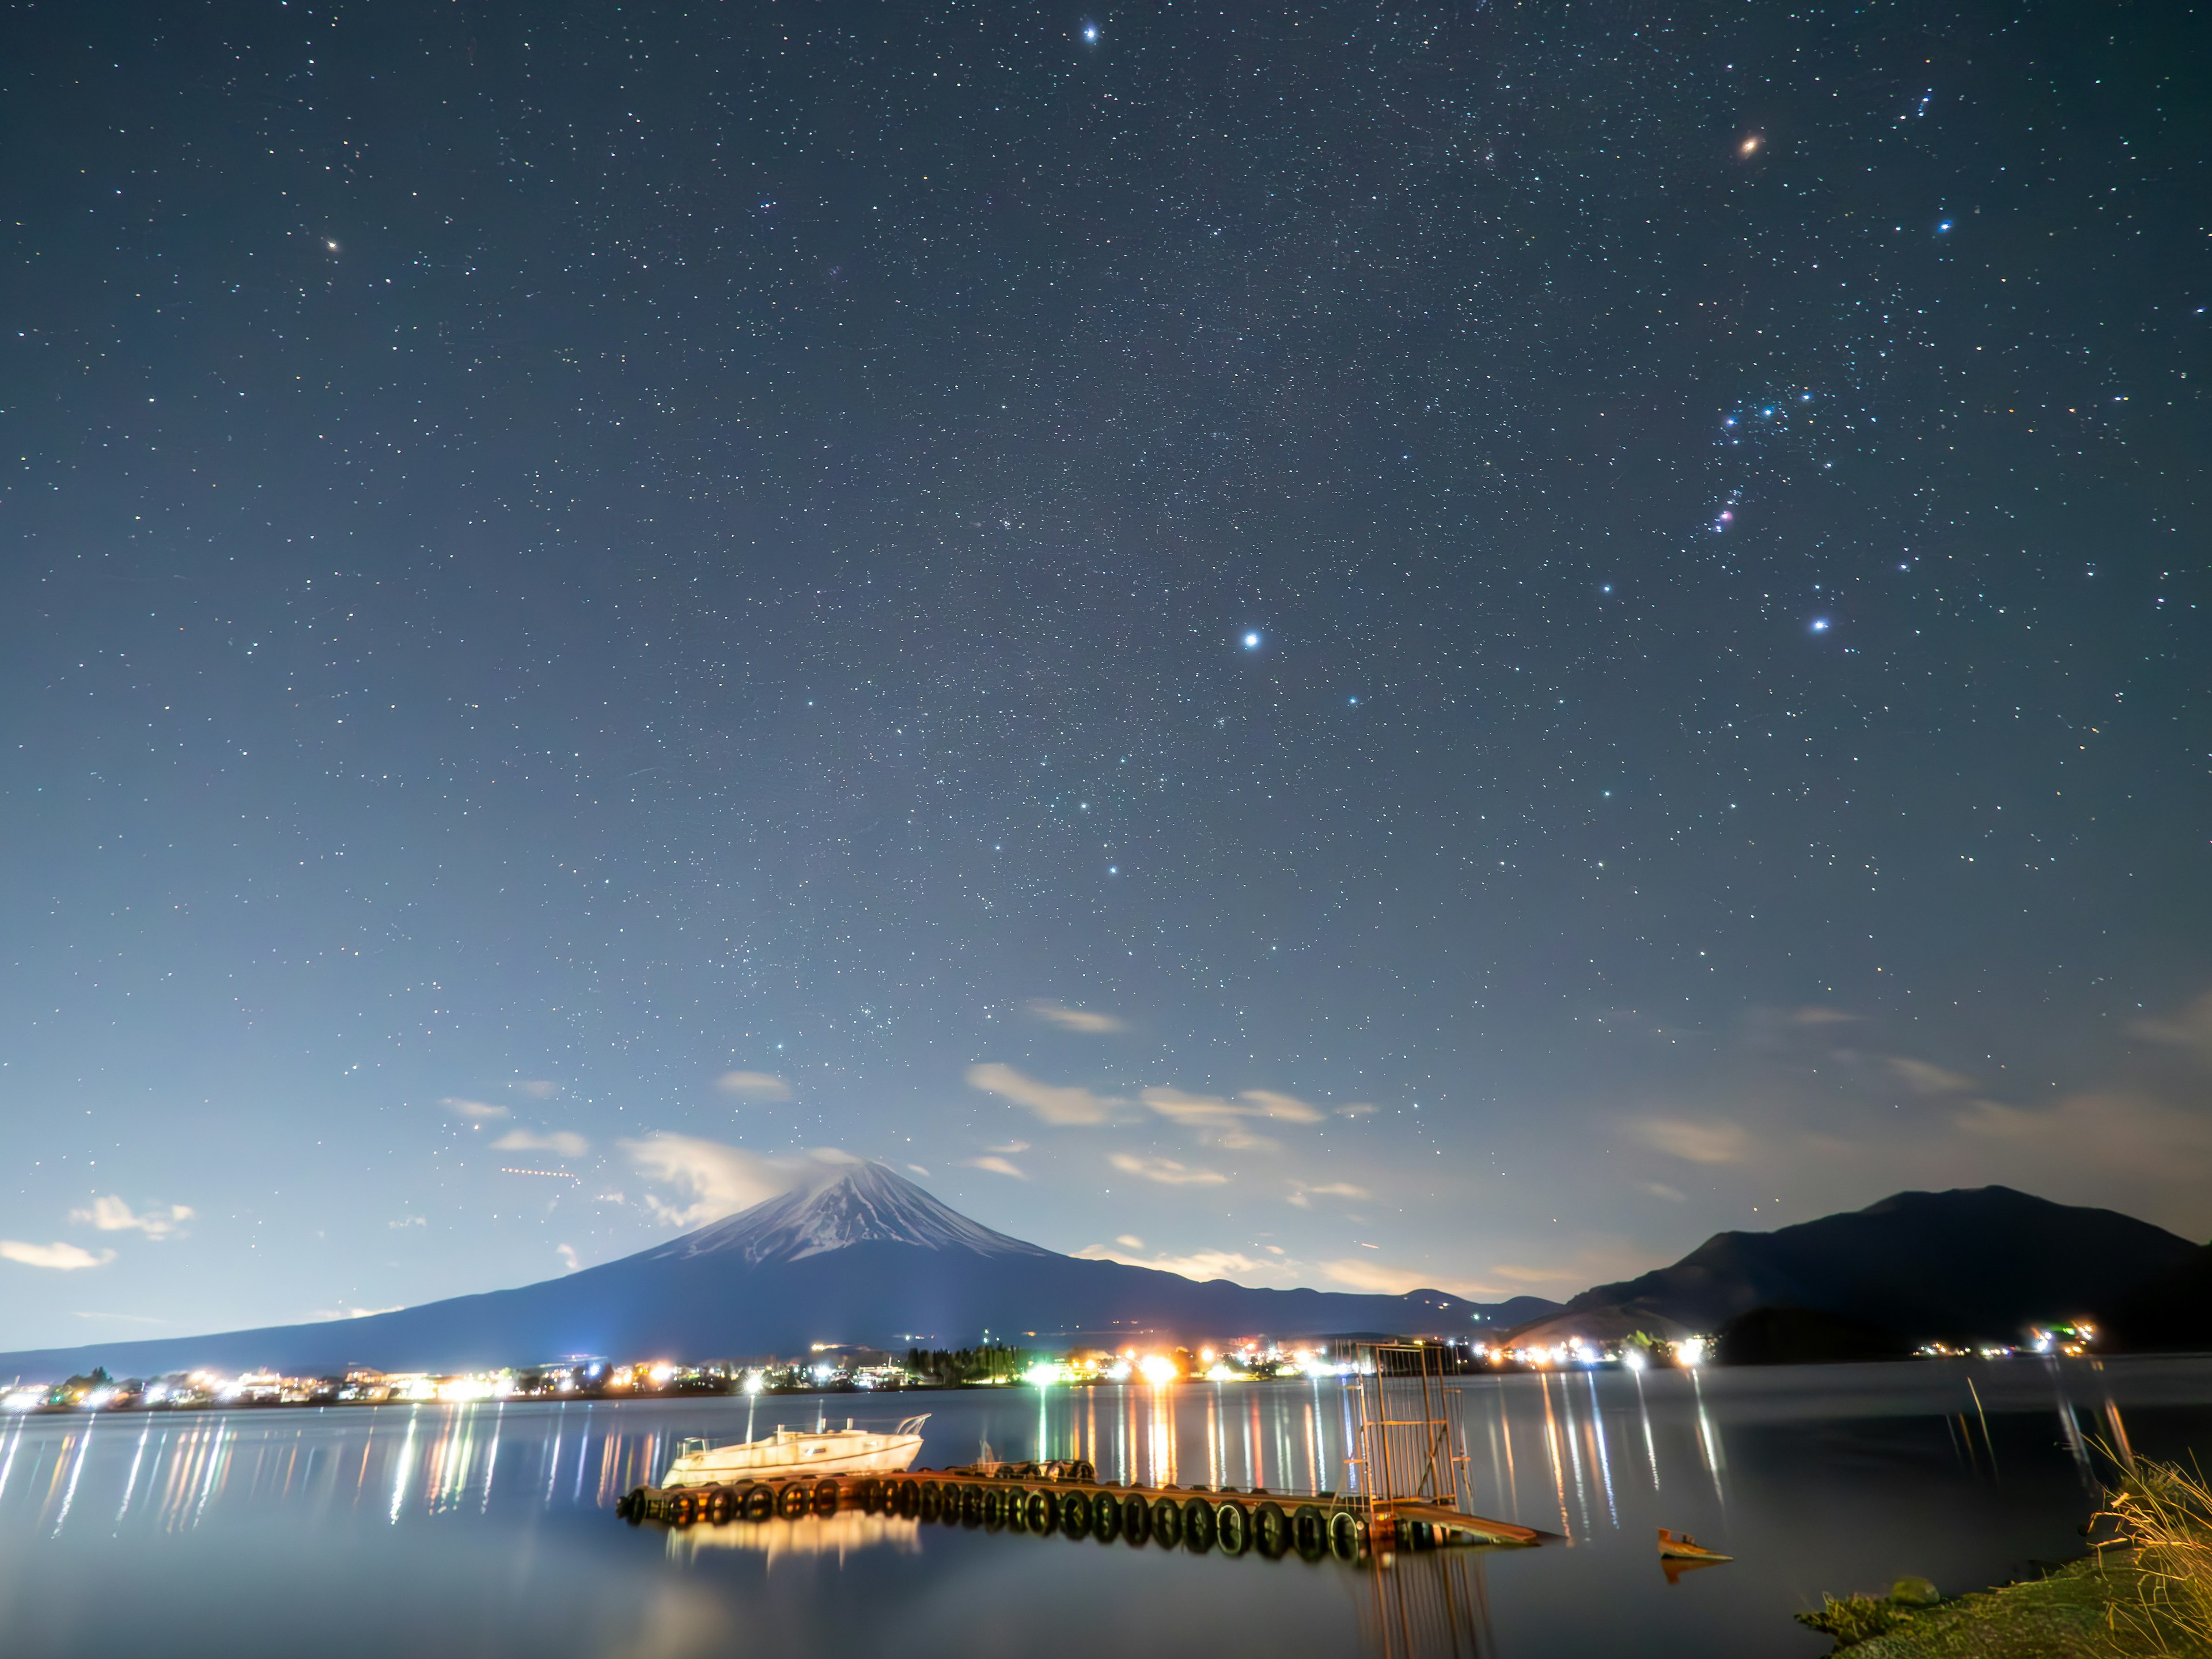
0;1164;1554;1379
1509;1185;2200;1346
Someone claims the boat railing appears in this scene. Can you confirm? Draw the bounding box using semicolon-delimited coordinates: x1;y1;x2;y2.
894;1414;931;1437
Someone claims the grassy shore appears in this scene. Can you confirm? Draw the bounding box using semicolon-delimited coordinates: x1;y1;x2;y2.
1802;1460;2212;1658
1835;1559;2191;1659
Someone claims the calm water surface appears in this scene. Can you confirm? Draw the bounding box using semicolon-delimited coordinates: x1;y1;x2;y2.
5;1357;2211;1658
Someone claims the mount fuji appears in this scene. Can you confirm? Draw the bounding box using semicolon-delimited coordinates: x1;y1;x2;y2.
0;1163;1555;1378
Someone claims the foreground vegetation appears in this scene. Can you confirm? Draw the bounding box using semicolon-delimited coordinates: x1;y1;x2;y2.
1800;1460;2212;1658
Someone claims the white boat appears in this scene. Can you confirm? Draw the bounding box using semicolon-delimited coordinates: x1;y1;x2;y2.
661;1415;929;1488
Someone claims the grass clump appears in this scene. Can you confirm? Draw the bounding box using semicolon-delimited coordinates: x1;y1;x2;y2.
2101;1458;2212;1653
1797;1587;1928;1646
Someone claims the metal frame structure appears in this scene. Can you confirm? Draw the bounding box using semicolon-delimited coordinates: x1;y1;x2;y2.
1347;1342;1471;1518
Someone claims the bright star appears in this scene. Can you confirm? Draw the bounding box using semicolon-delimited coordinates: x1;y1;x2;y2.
1810;619;1830;632
1082;22;1099;42
1242;631;1261;650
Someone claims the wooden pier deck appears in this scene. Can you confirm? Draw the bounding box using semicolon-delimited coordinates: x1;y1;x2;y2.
618;1462;1539;1556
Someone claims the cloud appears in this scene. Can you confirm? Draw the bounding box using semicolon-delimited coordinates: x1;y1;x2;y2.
906;1164;931;1177
491;1128;590;1158
1027;1001;1127;1034
1115;1234;1145;1249
309;1303;403;1321
1888;1056;1976;1096
619;1134;802;1228
716;1070;794;1102
1632;1116;1752;1165
1108;1153;1228;1187
1642;1181;1687;1202
1790;1006;1861;1026
960;1156;1028;1179
514;1080;559;1100
1334;1103;1377;1118
1954;1092;2212;1187
1074;1244;1290;1283
1140;1089;1325;1147
2134;991;2212;1065
1287;1181;1370;1209
444;1097;508;1121
1;1240;115;1270
987;1141;1031;1155
70;1196;195;1239
965;1062;1120;1125
388;1214;426;1229
1235;1090;1327;1123
556;1243;581;1273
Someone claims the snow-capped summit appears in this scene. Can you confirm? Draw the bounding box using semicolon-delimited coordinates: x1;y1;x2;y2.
650;1160;1052;1267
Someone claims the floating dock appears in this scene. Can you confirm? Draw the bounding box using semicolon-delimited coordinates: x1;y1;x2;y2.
618;1460;1539;1558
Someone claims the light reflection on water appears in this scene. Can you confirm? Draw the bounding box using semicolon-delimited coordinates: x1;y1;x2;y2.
3;1359;2212;1658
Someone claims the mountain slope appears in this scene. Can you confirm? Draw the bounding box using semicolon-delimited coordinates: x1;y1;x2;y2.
2097;1240;2212;1352
1509;1185;2198;1345
0;1165;1555;1378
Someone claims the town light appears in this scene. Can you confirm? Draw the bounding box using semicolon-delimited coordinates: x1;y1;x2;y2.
1677;1336;1707;1368
1138;1354;1177;1386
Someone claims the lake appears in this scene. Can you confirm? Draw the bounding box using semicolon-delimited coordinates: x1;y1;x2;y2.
5;1355;2210;1658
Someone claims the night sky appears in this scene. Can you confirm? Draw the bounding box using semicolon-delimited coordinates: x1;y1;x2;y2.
3;0;2207;1353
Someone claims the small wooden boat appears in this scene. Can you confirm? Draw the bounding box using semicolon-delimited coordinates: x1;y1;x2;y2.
1657;1527;1732;1562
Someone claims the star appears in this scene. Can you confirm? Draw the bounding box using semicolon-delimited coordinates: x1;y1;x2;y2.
1242;631;1262;650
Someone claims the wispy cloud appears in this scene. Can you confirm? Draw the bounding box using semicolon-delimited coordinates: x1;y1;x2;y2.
388;1214;426;1229
1791;1006;1861;1026
491;1128;590;1158
1074;1243;1291;1283
1108;1153;1227;1187
1027;1001;1127;1034
965;1062;1121;1126
1955;1091;2212;1187
556;1243;581;1272
309;1302;403;1321
2134;990;2212;1065
1888;1056;1976;1096
69;1195;195;1239
960;1155;1028;1179
1141;1087;1323;1126
2;1240;115;1270
1642;1181;1687;1202
1287;1180;1370;1209
513;1080;560;1100
1631;1116;1752;1166
619;1134;800;1228
716;1070;794;1102
444;1097;508;1121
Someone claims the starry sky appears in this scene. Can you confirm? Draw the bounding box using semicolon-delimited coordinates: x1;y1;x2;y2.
3;0;2208;1353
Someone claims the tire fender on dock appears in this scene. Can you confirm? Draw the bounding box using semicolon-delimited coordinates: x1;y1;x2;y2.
1092;1493;1122;1543
1059;1491;1092;1537
1150;1497;1183;1548
1120;1491;1150;1544
742;1484;773;1521
1291;1505;1328;1560
1252;1501;1289;1558
1214;1500;1250;1556
1024;1490;1058;1532
1330;1510;1361;1559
